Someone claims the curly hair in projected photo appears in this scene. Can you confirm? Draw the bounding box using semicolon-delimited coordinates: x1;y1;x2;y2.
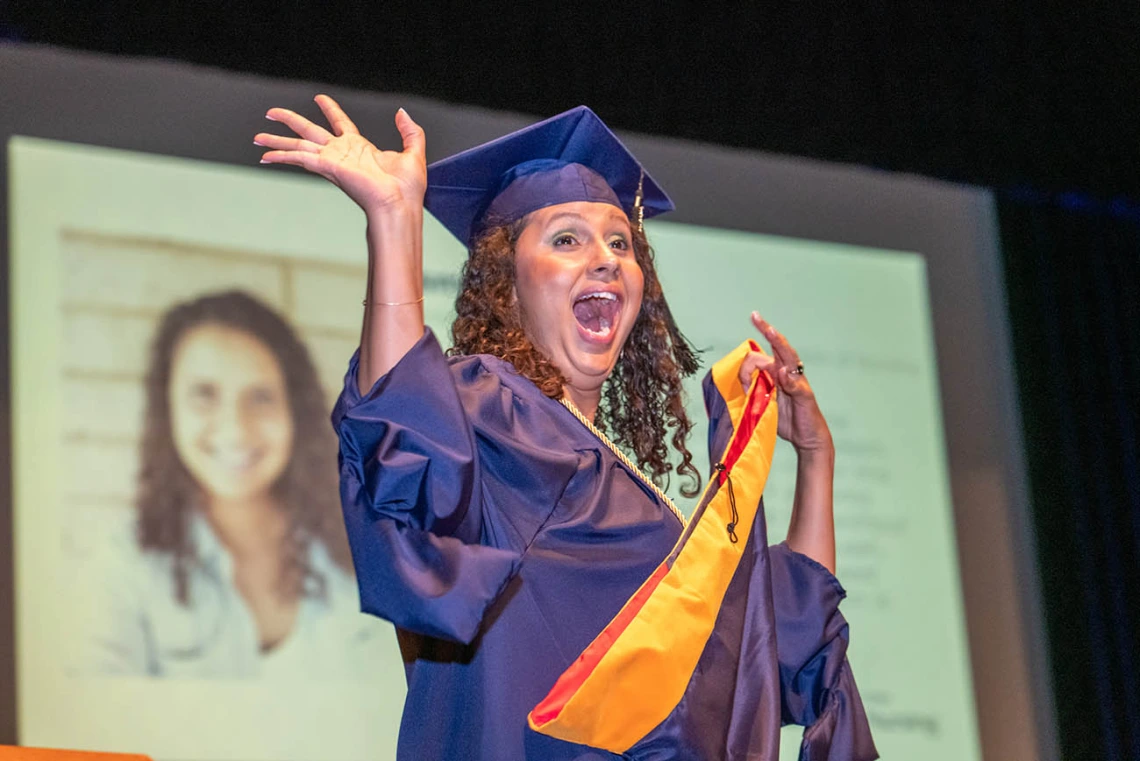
450;221;702;498
135;290;352;606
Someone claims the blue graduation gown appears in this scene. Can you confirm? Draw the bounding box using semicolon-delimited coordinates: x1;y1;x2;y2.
332;329;876;761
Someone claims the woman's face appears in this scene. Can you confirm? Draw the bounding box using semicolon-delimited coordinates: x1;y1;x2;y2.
514;201;644;398
168;324;294;502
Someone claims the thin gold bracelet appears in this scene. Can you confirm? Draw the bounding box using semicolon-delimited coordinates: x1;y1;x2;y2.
362;295;424;306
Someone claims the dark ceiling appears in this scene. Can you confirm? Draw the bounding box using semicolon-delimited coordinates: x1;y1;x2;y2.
3;1;1139;200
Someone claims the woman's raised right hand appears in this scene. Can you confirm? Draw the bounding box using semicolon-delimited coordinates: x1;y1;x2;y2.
255;94;426;216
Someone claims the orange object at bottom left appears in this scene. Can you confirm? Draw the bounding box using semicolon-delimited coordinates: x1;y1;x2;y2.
0;747;151;761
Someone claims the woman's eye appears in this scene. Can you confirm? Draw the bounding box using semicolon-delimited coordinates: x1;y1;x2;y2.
609;238;630;251
553;234;578;246
247;387;279;409
187;383;218;408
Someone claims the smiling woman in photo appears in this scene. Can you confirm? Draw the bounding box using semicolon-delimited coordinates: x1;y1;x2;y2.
77;290;385;679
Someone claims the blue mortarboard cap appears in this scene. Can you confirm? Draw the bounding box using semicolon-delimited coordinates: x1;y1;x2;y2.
425;106;674;245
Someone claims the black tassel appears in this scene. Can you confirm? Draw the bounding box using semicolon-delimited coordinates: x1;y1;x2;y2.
715;462;739;544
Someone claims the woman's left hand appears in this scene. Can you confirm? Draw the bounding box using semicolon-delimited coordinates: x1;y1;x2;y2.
738;312;833;454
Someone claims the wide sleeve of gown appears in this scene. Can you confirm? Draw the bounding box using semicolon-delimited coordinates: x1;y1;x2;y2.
769;544;878;761
330;329;522;645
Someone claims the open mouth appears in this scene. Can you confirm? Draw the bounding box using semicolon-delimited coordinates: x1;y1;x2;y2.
572;291;622;341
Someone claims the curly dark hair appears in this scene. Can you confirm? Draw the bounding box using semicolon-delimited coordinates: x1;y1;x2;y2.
135;289;352;605
450;218;703;498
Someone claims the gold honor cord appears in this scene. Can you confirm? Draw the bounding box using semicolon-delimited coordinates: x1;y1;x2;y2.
558;397;687;527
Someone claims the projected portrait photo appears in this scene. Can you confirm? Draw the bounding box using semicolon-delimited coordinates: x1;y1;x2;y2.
53;218;399;679
72;288;386;678
127;291;348;669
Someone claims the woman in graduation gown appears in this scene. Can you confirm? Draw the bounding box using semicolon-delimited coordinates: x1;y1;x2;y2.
256;97;877;761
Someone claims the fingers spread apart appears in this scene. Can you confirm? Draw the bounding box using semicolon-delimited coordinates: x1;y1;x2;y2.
265;106;334;145
314;94;360;137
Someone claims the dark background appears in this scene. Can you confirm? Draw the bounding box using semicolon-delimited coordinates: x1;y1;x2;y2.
3;3;1138;759
4;1;1139;199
